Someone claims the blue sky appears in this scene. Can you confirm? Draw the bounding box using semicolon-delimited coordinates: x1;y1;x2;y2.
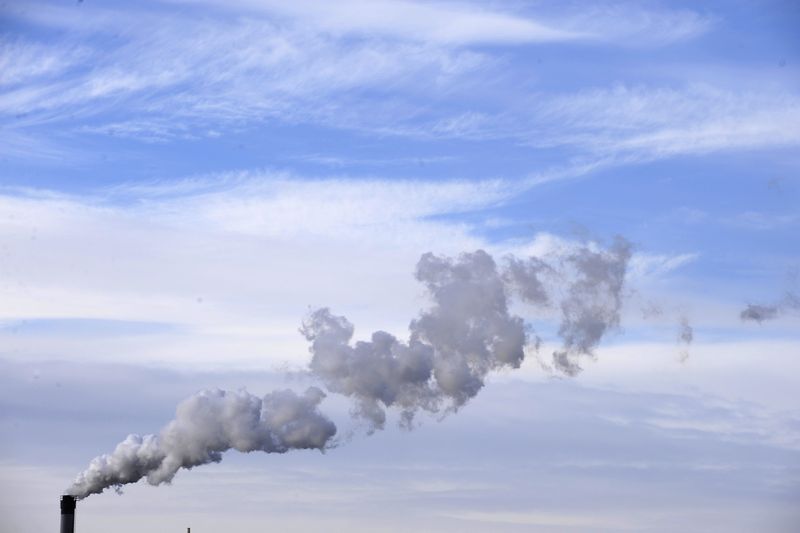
1;1;799;531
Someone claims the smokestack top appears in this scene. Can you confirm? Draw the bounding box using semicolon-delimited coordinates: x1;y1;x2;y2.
61;495;76;514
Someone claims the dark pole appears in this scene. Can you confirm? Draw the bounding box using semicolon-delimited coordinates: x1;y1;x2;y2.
60;495;76;533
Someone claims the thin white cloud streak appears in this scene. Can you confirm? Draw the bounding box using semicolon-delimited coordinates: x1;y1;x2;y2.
0;39;88;87
179;0;583;45
526;84;800;160
113;172;518;238
0;129;75;161
329;82;800;173
554;2;713;46
629;252;699;281
165;0;711;46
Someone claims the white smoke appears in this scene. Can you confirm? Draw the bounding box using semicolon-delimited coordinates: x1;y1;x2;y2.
67;387;335;499
68;237;633;496
302;250;528;431
303;240;632;429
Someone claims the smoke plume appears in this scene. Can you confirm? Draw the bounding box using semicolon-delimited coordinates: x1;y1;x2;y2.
740;291;799;323
68;237;632;496
302;250;528;431
740;303;779;323
547;236;632;375
67;387;335;499
302;240;632;428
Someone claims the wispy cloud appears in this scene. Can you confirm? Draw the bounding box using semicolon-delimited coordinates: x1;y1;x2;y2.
525;84;800;161
0;174;512;345
629;252;699;281
0;14;488;142
177;0;584;45
1;0;719;155
166;0;711;46
556;2;713;45
0;39;89;87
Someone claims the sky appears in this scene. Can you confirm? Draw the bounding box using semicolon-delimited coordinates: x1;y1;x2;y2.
1;0;799;531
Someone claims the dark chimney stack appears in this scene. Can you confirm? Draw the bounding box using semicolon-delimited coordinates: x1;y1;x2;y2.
60;495;76;533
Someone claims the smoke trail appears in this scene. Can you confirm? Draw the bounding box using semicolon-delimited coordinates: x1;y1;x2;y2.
740;291;799;323
68;237;632;496
677;316;693;363
67;387;335;499
543;236;631;375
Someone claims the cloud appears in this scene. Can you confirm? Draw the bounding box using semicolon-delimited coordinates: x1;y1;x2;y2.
186;0;584;45
1;0;718;155
628;252;699;281
0;175;512;343
0;39;89;87
166;0;711;47
554;3;712;45
525;84;800;162
0;12;490;139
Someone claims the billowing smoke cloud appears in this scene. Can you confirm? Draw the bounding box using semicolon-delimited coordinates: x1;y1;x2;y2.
68;237;633;496
302;250;528;431
67;387;335;499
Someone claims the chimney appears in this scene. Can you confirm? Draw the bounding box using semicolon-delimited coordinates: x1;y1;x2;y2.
60;495;76;533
